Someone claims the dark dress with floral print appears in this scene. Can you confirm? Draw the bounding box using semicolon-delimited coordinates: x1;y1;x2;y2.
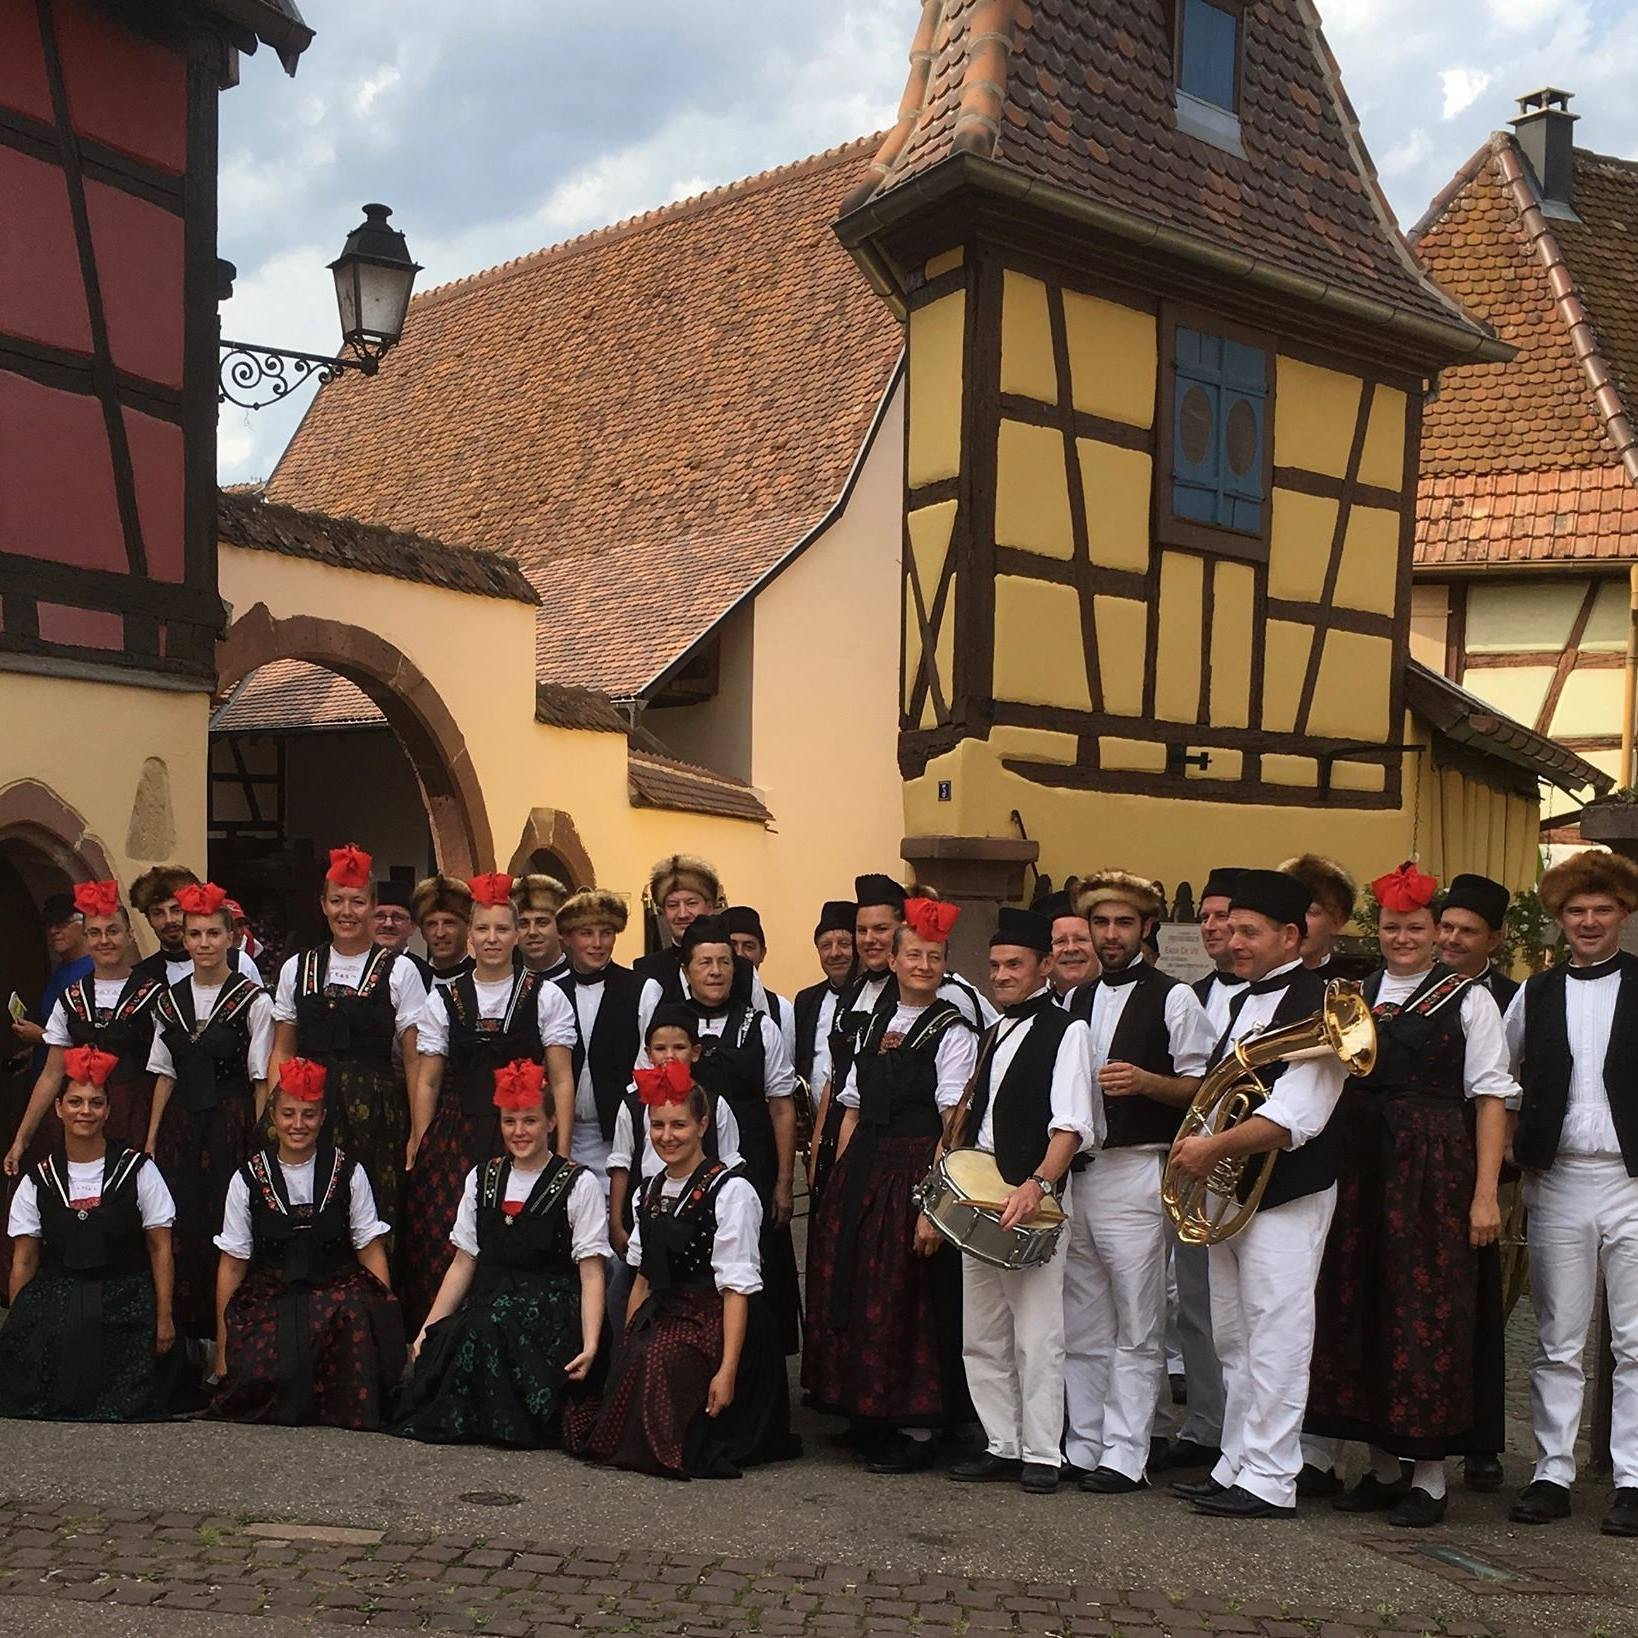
394;1153;588;1447
208;1144;403;1429
1305;967;1506;1457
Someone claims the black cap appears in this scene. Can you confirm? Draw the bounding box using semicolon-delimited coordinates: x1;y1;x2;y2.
721;905;765;943
376;880;413;910
813;900;855;940
40;892;80;927
854;873;908;913
645;1002;700;1045
680;913;733;956
1036;890;1082;925
1441;873;1510;932
1200;866;1248;903
1229;869;1311;931
990;905;1052;953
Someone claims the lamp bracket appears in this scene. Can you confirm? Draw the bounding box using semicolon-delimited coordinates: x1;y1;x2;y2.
218;337;381;411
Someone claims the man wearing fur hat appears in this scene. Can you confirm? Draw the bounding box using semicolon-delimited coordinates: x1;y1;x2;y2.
1280;854;1356;974
634;855;766;1011
411;875;475;990
1063;872;1214;1493
554;889;662;1184
1502;849;1638;1538
512;873;571;981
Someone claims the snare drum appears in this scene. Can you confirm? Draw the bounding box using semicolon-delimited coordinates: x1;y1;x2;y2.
918;1148;1066;1271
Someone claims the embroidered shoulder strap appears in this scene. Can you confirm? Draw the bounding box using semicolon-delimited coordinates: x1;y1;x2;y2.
479;1155;507;1210
63;975;95;1024
104;1146;148;1196
521;1155;582;1219
1375;968;1472;1022
117;973;165;1019
154;984;188;1034
243;1148;285;1214
354;944;393;999
298;946;325;998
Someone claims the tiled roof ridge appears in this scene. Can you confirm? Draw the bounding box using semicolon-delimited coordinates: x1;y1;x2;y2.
1573;143;1638;174
1493;133;1638;485
410;134;885;315
1405;138;1494;245
842;0;950;212
629;744;763;789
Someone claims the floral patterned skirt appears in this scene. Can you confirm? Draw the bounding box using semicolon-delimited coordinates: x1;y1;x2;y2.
393;1267;582;1447
1306;1095;1505;1456
323;1060;408;1234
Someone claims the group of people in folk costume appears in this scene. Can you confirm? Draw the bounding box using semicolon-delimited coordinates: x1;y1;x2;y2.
0;841;1634;1537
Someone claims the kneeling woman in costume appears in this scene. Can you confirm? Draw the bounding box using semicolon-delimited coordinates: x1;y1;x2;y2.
209;1058;403;1429
1;1047;186;1420
567;1062;798;1478
395;1059;607;1447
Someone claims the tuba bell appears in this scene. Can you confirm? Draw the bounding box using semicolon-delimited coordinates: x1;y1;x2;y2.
1161;979;1377;1247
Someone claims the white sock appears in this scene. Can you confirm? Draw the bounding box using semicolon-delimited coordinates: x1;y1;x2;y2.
1412;1460;1446;1499
1370;1446;1402;1484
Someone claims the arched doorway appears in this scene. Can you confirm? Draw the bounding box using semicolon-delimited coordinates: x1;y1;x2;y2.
506;808;594;888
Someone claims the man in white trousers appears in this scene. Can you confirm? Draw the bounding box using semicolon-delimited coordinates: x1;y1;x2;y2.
941;906;1098;1495
1167;868;1349;1518
1503;849;1638;1538
1063;871;1212;1494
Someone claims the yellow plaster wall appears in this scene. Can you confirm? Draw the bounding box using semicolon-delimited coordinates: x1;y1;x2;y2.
1268;489;1336;603
907;292;965;487
1550;665;1621;740
1153;552;1203;722
1465;580;1586;653
1273;358;1361;477
1307;631;1392;742
1261;621;1313;733
1583;578;1629;649
1461;664;1555;731
0;673;209;953
994;419;1073;558
1209;561;1255;728
1331;506;1399;616
999;271;1057;402
1062;291;1156;427
1357;386;1407;492
1410;583;1450;670
1093;597;1147;716
994;576;1092;709
1081;442;1151;572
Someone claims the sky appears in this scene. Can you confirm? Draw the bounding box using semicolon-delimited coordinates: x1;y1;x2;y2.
215;0;1638;485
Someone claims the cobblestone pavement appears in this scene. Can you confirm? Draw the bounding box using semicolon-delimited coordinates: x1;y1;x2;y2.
0;1497;1628;1638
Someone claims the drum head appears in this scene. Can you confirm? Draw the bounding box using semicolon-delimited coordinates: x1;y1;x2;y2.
942;1148;1064;1225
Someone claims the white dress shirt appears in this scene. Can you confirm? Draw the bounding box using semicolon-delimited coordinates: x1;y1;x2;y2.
625;1170;763;1293
448;1163;610;1263
1219;960;1344;1148
9;1157;175;1237
146;982;275;1083
214;1156;389;1259
806;985;844;1108
608;1094;742;1176
1375;969;1518;1105
412;974;578;1060
1197;970;1249;1039
1083;958;1215;1082
974;990;1102;1152
273;947;428;1038
1503;967;1623;1156
838;1003;977;1110
563;968;662;1123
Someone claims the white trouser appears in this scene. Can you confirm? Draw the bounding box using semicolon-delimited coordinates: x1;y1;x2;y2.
1525;1154;1638;1489
963;1175;1071;1468
1173;1232;1225;1447
1062;1147;1167;1478
1210;1186;1337;1508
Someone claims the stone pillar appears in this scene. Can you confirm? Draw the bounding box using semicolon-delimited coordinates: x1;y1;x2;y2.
901;834;1039;987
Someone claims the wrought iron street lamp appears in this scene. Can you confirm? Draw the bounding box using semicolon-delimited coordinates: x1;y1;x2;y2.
218;204;421;410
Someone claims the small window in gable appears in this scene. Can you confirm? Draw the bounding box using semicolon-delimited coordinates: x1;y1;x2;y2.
1158;311;1274;563
1177;0;1242;113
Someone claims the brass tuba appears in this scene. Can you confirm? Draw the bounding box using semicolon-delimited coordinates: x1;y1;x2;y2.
1161;979;1377;1246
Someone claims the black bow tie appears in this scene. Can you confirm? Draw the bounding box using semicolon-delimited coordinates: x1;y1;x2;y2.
688;997;728;1021
1567;955;1622;982
1247;968;1299;996
1205;968;1243;985
1099;963;1146;988
1003;990;1057;1022
565;967;607;986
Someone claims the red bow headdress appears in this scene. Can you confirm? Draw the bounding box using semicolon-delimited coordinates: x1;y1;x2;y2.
468;871;514;907
175;881;229;917
1372;861;1439;913
903;897;961;942
224;897;249;925
73;880;121;919
634;1059;695;1108
278;1058;327;1103
492;1058;546;1111
326;844;373;890
63;1045;118;1088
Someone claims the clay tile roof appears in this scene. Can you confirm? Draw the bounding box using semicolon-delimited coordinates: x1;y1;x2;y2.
197;0;313;72
535;682;627;733
218;489;538;604
627;750;772;825
847;0;1484;349
1413;137;1638;568
212;659;384;733
264;137;903;698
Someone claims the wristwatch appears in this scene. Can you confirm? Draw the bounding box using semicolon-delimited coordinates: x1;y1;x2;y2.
1028;1173;1058;1200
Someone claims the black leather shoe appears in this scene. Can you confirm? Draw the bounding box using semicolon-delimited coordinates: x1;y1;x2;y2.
1296;1463;1342;1499
1170;1371;1188;1405
1191;1484;1293;1519
1509;1479;1572;1524
867;1433;936;1474
1601;1488;1638;1538
1079;1466;1148;1494
1155;1438;1221;1471
1171;1475;1226;1501
1463;1453;1504;1493
1020;1462;1060;1494
1389;1487;1448;1529
1334;1472;1411;1513
949;1452;1022;1483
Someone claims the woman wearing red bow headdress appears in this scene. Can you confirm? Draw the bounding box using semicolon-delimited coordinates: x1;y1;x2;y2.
1;1046;191;1421
394;1058;607;1447
268;845;430;1232
208;1057;402;1429
1304;862;1516;1527
565;1055;800;1479
145;882;277;1344
6;881;166;1178
802;896;977;1470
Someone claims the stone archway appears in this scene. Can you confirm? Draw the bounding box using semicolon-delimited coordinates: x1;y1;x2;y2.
216;604;494;877
506;807;595;887
0;778;116;889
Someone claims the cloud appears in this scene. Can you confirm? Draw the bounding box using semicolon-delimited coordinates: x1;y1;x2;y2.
1441;67;1493;120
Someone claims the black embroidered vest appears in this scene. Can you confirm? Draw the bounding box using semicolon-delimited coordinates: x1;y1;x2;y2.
33;1146;150;1278
636;1159;735;1294
616;1088;721;1231
964;1000;1076;1185
1071;965;1186;1148
559;963;646;1140
443;970;545;1117
692;1007;775;1198
854;999;970;1140
59;971;164;1080
293;944;399;1068
242;1145;356;1285
154;974;261;1111
1357;967;1471;1104
473;1153;582;1279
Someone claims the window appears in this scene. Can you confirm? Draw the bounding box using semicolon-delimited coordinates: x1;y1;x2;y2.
1157;312;1273;561
1177;0;1241;113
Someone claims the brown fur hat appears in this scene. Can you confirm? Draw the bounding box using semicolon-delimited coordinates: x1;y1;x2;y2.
1076;870;1163;920
510;872;568;914
1540;848;1638;917
648;853;721;908
556;888;630;935
129;866;200;914
412;873;473;925
1278;853;1357;923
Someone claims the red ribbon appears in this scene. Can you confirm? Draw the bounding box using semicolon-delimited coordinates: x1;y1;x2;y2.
903;897;961;942
326;844;373;890
468;871;515;907
278;1057;327;1102
73;880;121;919
175;882;229;918
64;1045;118;1088
1372;861;1438;913
634;1059;695;1107
492;1058;546;1110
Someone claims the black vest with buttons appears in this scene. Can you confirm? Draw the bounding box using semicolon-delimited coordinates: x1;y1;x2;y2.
558;963;647;1141
242;1145;356;1285
293;945;399;1069
1071;965;1185;1147
33;1146;151;1278
964;999;1076;1185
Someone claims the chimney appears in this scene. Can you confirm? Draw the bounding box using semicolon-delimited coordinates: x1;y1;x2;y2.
1511;88;1579;218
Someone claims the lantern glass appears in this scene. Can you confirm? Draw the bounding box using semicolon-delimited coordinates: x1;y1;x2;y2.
328;204;420;354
